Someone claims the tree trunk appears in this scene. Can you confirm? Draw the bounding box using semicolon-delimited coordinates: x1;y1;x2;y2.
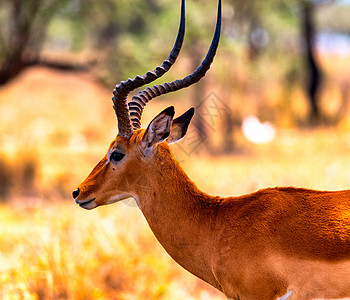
190;39;214;154
0;0;71;85
222;109;235;153
301;1;322;125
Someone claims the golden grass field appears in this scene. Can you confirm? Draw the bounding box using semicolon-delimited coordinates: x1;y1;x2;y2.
0;67;350;299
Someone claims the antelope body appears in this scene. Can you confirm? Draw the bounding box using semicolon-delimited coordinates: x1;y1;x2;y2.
73;1;350;299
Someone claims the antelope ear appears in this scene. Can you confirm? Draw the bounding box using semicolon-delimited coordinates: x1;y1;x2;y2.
167;108;195;144
142;106;175;149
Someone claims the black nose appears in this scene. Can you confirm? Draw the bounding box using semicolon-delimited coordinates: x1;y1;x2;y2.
72;188;80;199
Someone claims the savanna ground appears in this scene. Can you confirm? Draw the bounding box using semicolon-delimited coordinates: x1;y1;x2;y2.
0;65;350;299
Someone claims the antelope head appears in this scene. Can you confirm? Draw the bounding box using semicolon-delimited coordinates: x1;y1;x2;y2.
73;0;221;210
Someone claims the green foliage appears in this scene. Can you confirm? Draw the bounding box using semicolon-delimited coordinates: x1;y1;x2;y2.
1;0;346;85
0;0;70;57
0;0;349;125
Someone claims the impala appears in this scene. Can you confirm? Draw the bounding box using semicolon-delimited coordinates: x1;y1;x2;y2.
73;0;350;299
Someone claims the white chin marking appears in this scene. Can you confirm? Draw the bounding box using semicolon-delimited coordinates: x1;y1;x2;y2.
106;194;131;205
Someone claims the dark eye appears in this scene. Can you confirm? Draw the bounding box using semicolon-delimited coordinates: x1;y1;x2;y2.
110;151;125;162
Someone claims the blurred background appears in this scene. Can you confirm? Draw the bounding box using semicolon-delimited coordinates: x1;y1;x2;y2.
0;0;350;299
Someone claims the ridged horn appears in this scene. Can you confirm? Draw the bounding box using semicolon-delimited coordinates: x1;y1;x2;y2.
128;0;222;130
112;0;186;138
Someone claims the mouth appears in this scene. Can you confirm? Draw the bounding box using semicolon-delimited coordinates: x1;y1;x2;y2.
75;198;97;210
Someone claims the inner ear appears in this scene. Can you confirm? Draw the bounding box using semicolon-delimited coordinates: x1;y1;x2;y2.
167;107;195;144
142;106;175;149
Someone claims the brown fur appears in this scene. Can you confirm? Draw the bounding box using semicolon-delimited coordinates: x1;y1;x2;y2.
75;130;350;299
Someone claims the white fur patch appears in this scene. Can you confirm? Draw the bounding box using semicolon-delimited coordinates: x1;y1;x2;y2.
106;194;131;205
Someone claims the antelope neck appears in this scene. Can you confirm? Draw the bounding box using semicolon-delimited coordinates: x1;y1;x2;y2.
134;145;222;288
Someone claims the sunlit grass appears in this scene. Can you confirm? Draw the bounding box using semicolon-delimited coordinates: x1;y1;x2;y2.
0;201;223;299
0;128;349;299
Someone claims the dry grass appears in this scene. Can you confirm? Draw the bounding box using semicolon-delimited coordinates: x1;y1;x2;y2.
179;129;350;197
0;201;223;299
0;66;349;299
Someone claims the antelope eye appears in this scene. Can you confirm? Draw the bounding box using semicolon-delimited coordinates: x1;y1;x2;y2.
110;151;125;162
